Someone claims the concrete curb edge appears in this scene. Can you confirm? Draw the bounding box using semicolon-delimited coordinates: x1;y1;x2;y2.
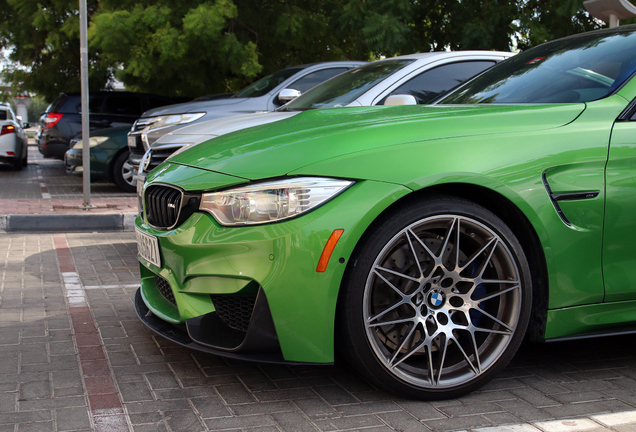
0;213;136;233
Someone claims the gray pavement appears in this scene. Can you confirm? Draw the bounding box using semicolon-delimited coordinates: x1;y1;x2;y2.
4;231;636;432
0;144;137;233
4;147;636;431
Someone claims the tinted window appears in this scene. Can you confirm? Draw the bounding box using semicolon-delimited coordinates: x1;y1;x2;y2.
103;95;143;116
233;68;303;98
283;59;414;110
84;95;106;114
0;110;6;120
288;68;349;94
147;97;174;110
383;61;496;104
440;29;636;104
49;95;72;113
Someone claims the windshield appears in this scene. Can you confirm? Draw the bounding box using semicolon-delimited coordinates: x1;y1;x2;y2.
233;68;302;99
282;59;414;110
439;28;636;104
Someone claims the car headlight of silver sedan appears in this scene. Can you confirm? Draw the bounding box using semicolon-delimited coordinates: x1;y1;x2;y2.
147;113;206;130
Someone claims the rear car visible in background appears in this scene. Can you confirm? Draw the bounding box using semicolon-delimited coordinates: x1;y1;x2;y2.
136;51;512;200
126;61;367;177
0;103;28;171
37;91;189;159
64;126;135;192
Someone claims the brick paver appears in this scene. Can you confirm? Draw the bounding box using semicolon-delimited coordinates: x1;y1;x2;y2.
4;151;636;431
0;146;137;215
4;231;636;431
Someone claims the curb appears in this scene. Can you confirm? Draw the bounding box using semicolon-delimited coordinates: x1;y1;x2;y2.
0;212;137;233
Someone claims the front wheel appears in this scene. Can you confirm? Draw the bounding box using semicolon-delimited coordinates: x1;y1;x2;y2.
338;196;532;400
112;150;136;193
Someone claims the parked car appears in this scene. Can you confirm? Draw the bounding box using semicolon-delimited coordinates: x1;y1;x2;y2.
134;25;636;400
64;126;135;192
135;51;513;205
126;61;367;176
36;91;190;159
0;103;28;170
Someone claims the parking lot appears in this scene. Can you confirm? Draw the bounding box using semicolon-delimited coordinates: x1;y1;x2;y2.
3;148;636;432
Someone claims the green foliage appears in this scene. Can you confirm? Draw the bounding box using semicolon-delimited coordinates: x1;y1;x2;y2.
516;0;602;50
89;0;261;96
0;0;611;102
0;0;112;101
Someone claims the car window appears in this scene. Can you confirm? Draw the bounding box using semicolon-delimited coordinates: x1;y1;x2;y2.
147;97;174;111
439;29;636;104
103;95;143;116
0;110;6;121
78;95;106;114
283;59;415;110
380;61;496;105
287;68;349;94
232;68;303;98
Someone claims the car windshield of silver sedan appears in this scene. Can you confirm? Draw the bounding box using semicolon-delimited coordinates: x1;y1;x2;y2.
281;59;415;111
439;28;636;104
231;67;303;99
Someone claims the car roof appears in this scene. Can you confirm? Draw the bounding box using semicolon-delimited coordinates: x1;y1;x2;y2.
381;51;513;62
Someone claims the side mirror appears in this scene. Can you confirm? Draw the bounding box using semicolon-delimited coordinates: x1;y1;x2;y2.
278;88;301;103
16;116;29;128
385;94;418;106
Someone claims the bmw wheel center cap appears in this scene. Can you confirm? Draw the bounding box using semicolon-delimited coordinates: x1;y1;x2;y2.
428;290;446;309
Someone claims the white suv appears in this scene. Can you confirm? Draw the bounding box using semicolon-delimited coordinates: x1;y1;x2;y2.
0;103;28;170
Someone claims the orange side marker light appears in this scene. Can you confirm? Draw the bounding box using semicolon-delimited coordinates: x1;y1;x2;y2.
316;229;345;273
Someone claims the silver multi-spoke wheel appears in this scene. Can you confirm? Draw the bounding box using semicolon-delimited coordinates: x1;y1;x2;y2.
121;159;135;187
340;198;531;399
364;215;521;389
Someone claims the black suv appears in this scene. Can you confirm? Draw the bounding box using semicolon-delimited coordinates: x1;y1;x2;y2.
37;91;187;159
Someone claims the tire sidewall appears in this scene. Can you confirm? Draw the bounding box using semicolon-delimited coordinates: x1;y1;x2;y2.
112;150;135;193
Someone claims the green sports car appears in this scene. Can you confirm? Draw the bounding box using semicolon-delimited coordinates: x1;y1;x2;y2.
134;25;636;399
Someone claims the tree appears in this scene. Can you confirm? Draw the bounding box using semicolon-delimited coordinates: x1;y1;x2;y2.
89;0;262;97
0;0;609;102
0;0;112;101
516;0;603;50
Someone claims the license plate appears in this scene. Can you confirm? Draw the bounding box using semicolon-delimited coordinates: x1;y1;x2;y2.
127;135;136;149
136;227;161;268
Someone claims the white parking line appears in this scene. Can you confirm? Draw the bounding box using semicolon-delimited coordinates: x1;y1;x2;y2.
83;284;140;290
473;411;636;432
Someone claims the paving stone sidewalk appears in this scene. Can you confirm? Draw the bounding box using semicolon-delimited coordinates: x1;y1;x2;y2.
4;231;636;431
0;146;137;232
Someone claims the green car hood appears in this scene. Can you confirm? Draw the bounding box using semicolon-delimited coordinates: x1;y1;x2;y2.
167;104;585;180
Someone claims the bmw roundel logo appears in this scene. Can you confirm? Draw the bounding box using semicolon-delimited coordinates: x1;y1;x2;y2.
428;291;445;308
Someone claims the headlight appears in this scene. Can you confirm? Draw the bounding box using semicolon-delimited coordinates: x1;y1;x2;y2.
199;177;353;226
145;113;205;130
72;136;109;149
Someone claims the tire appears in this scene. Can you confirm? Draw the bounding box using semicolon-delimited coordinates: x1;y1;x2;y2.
12;149;23;171
338;195;532;400
112;150;136;193
22;144;28;167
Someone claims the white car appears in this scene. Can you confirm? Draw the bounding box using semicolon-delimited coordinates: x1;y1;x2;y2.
0;103;28;170
136;51;513;203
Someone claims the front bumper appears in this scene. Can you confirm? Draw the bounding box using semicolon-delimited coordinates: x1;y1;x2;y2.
64;149;83;174
135;180;410;364
134;287;303;364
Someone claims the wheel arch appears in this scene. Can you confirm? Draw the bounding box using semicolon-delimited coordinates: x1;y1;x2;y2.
337;182;548;343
